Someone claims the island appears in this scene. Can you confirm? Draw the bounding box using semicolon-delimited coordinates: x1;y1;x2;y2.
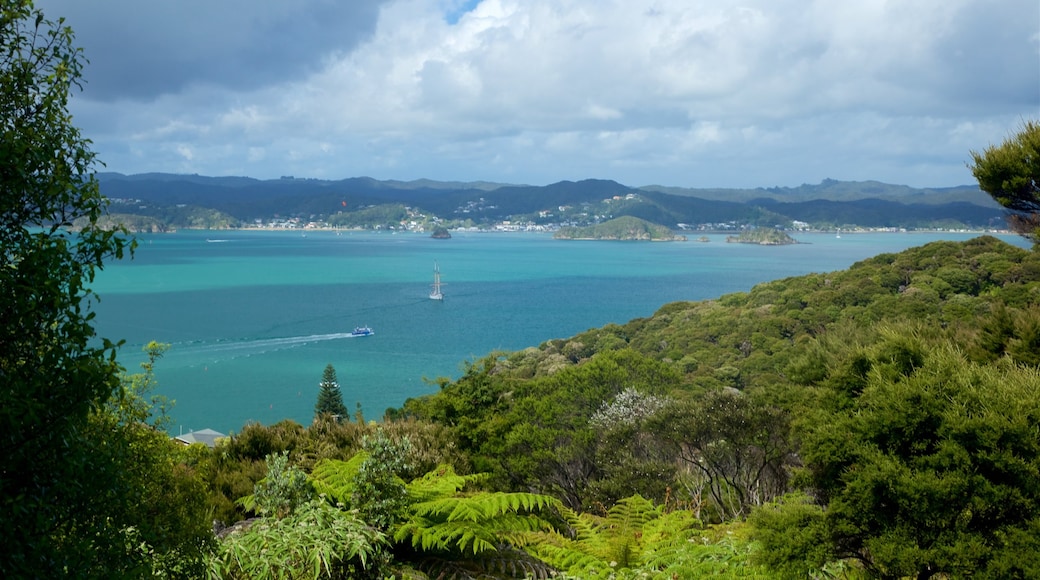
430;226;452;239
725;228;800;245
553;216;687;241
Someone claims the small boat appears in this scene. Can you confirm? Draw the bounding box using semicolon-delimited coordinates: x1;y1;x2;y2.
430;261;444;301
350;326;374;337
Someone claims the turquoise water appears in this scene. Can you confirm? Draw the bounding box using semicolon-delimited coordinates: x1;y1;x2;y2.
90;230;1027;434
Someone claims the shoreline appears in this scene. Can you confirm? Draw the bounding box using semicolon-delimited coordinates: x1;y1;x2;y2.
136;225;1015;236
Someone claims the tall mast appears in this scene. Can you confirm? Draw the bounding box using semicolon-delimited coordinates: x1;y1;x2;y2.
430;261;443;300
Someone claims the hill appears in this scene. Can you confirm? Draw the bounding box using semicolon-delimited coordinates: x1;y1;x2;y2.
387;235;1040;575
553;216;686;240
725;227;799;245
96;172;1007;231
640;178;1000;206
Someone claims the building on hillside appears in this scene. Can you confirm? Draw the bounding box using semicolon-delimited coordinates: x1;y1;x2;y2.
173;428;226;448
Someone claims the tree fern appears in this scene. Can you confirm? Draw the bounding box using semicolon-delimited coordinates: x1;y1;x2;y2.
309;453;368;506
526;494;769;578
395;492;559;555
603;495;661;567
405;463;489;503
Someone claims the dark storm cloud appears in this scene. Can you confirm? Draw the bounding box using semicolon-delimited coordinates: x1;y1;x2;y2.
35;0;390;101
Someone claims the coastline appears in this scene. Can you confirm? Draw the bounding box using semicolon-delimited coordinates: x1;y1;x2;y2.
136;225;1016;236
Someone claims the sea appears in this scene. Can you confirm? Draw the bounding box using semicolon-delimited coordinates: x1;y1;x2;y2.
89;229;1029;435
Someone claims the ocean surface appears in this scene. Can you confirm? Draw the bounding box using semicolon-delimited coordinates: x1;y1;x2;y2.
89;229;1027;435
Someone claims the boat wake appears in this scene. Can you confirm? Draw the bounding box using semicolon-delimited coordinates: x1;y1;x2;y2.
157;332;362;365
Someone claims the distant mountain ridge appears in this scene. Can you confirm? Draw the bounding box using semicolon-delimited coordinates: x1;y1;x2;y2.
95;172;1005;230
641;178;998;207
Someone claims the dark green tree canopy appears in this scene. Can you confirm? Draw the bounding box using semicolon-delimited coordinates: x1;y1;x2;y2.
753;331;1040;578
970;120;1040;245
315;363;350;421
0;0;135;575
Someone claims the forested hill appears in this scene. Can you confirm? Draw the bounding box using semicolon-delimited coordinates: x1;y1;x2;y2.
384;234;1040;576
96;172;1005;230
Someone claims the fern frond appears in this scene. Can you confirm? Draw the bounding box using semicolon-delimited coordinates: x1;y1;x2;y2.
640;533;766;577
395;491;560;559
526;496;714;576
411;492;560;523
395;519;498;554
558;506;603;542
308;453;367;505
604;494;661;532
235;493;257;514
638;508;701;559
405;464;490;503
524;532;612;577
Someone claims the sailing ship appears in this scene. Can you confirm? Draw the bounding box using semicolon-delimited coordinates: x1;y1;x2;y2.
430;262;444;300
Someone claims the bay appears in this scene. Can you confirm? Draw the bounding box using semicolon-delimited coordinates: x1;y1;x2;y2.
90;230;1027;435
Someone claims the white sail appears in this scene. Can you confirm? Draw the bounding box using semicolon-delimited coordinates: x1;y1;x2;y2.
430;261;444;300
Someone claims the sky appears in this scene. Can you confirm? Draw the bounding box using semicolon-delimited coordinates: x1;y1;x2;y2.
35;0;1040;189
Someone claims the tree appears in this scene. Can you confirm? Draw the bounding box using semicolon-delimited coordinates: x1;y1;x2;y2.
652;390;792;522
970;120;1040;245
87;342;214;578
249;451;315;519
753;335;1040;578
352;429;413;531
315;363;349;421
0;1;136;576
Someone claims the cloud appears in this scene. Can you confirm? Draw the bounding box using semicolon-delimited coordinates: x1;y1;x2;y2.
36;0;389;100
36;0;1040;187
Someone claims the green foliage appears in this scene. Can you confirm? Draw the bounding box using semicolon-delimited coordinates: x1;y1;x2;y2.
314;363;350;422
398;237;1040;520
748;494;835;578
404;463;490;503
79;342;216;578
0;1;139;575
208;500;388;580
758;335;1040;577
353;429;414;530
528;495;768;578
310;453;368;506
327;203;410;230
652;390;793;522
554;215;686;240
726;227;798;245
247;451;316;518
201;416;465;527
970;119;1040;244
494;350;683;507
110;340;172;429
395;491;560;555
393;465;560;580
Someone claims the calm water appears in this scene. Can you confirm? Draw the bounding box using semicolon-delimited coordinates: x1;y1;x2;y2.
90;230;1026;434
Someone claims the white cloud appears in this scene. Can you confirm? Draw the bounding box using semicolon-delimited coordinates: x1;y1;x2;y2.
175;144;194;161
47;0;1040;187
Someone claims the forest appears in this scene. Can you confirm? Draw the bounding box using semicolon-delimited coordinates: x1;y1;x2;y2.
3;1;1039;577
